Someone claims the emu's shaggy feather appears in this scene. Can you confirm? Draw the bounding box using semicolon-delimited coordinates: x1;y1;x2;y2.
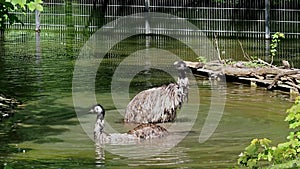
94;119;168;144
124;61;189;123
91;105;168;145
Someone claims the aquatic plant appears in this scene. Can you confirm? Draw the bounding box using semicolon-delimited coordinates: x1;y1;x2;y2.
238;97;300;168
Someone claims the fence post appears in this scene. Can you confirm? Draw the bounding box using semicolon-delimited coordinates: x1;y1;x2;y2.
65;0;74;54
35;10;41;32
265;0;270;39
145;0;150;34
144;0;152;87
65;0;73;28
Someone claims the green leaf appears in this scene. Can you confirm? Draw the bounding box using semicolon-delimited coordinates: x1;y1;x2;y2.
260;138;271;147
35;4;43;11
247;159;258;168
267;150;273;161
27;1;43;11
35;0;43;4
10;0;26;7
289;121;300;129
27;2;35;11
245;144;258;155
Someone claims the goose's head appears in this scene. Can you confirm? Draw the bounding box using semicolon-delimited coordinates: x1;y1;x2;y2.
89;104;105;120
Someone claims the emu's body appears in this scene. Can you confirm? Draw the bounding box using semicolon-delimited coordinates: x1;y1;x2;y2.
90;104;168;144
124;61;189;123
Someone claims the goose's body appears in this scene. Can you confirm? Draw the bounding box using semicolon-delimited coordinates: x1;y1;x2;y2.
124;61;189;123
90;104;168;144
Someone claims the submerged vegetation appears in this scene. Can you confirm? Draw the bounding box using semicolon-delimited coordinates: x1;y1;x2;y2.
238;97;300;168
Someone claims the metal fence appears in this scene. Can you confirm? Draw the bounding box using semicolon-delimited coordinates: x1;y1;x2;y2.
7;0;300;39
5;0;300;66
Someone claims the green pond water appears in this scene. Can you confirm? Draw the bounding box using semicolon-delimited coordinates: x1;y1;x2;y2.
0;30;295;169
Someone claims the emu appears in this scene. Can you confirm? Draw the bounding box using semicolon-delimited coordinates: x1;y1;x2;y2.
124;61;189;123
90;104;168;144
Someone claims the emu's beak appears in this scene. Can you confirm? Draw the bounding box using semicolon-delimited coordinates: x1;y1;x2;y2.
89;109;94;113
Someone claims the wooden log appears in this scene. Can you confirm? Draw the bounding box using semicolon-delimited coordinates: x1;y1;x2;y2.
284;81;300;90
290;74;300;80
250;73;265;80
184;61;204;69
186;60;300;96
186;61;300;77
267;70;300;90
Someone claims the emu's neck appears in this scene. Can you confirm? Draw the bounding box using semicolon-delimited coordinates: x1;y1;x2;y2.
97;118;104;132
178;70;186;79
177;70;188;87
177;70;189;101
97;113;104;121
95;117;105;141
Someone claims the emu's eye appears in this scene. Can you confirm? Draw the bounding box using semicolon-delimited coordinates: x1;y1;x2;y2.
96;106;103;113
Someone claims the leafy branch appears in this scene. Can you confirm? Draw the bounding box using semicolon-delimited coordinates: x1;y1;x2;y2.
270;32;285;65
0;0;43;31
238;97;300;168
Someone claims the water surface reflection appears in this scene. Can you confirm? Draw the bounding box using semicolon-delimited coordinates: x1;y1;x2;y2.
0;31;293;168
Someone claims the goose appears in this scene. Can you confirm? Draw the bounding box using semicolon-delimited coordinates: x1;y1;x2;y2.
124;61;189;123
89;104;168;144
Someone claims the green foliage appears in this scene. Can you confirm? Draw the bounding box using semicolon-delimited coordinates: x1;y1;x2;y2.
238;97;300;168
0;0;43;31
243;60;264;68
238;138;275;168
197;56;207;63
269;32;285;64
3;163;14;169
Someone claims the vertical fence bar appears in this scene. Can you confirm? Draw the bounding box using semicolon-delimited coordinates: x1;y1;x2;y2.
35;10;41;32
65;0;73;28
145;0;150;34
265;0;271;39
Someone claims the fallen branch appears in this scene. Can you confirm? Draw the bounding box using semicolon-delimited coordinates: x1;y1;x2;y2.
284;81;300;90
257;58;277;68
267;70;300;90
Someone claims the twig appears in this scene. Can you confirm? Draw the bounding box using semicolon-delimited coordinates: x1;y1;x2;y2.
238;40;251;61
214;34;222;63
270;55;274;65
257;58;277;68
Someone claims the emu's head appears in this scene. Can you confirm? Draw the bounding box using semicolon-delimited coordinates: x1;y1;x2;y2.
90;104;105;121
174;61;187;78
174;61;189;101
174;61;187;70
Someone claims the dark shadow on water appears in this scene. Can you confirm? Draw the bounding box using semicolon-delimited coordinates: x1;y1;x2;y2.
0;96;88;168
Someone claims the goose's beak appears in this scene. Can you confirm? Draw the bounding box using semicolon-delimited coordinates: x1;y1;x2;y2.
89;109;94;113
